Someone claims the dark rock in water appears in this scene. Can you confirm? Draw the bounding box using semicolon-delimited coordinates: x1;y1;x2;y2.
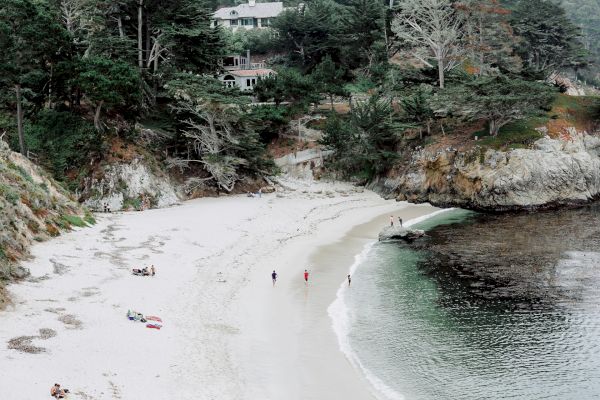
379;226;425;242
409;203;600;310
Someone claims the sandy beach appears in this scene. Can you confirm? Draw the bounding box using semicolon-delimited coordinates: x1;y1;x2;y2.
0;178;438;399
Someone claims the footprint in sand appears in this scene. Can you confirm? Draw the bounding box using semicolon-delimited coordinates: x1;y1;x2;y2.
44;308;84;330
7;328;57;354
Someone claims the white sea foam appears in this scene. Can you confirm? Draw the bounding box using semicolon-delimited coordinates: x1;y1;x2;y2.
328;208;455;400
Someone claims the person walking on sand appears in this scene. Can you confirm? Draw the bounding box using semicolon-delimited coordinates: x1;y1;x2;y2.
398;217;403;227
348;274;351;287
390;215;394;227
272;270;278;286
304;269;309;285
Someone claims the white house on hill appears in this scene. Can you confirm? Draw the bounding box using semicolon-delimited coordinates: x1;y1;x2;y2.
213;0;284;31
219;68;275;91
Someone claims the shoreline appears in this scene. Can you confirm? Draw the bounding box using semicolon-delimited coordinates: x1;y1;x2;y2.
327;208;454;400
0;179;439;399
232;201;439;400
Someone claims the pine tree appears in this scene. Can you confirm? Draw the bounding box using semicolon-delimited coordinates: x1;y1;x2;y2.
0;0;69;155
510;0;587;79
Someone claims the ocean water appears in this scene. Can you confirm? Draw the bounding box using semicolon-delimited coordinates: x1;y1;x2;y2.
331;207;600;400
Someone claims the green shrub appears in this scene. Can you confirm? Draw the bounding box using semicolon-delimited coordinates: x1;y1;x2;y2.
83;211;96;225
0;184;19;205
24;110;101;181
123;197;142;211
61;215;87;227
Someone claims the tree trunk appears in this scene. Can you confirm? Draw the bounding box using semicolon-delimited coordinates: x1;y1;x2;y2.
438;57;445;89
117;16;124;38
94;100;104;131
138;0;143;70
330;94;334;111
489;119;499;136
15;84;25;155
47;63;53;109
145;12;151;66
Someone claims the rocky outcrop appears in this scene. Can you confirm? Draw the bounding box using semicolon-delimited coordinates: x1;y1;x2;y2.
0;140;89;306
275;148;334;179
381;131;600;211
379;226;426;242
81;157;181;211
548;73;587;97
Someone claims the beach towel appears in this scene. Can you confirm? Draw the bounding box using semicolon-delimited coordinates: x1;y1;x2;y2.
146;323;162;329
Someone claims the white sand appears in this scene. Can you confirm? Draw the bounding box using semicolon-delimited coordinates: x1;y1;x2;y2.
0;179;438;399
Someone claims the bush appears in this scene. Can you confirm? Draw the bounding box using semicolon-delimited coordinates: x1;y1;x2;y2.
247;105;289;143
61;215;87;227
25;110;101;181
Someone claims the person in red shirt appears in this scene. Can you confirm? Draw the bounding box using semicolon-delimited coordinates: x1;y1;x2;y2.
304;269;309;285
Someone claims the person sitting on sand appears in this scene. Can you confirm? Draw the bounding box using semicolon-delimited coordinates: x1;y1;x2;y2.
51;383;69;398
150;265;155;276
142;267;150;276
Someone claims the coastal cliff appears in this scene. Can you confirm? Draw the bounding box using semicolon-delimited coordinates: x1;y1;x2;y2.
372;131;600;211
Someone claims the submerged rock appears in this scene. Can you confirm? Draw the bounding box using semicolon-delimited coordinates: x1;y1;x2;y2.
410;203;600;308
379;226;425;242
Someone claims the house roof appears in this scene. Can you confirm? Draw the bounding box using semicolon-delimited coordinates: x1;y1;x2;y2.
227;68;276;77
214;2;284;19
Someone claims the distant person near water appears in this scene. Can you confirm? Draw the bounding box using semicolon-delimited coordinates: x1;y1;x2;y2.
398;217;403;227
347;274;351;286
272;270;278;286
304;269;309;285
390;216;394;227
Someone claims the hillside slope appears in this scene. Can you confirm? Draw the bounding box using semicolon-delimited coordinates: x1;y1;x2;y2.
0;140;90;307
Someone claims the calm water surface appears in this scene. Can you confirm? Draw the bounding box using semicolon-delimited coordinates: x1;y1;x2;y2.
344;206;600;399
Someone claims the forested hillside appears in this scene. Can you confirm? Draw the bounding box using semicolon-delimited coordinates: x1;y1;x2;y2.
0;0;598;197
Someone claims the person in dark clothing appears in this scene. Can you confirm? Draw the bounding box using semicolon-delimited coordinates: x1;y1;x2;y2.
272;270;278;286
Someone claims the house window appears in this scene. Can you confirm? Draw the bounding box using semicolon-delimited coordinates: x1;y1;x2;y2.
223;75;236;88
252;78;256;85
246;79;251;87
241;18;254;26
261;18;271;27
230;19;238;26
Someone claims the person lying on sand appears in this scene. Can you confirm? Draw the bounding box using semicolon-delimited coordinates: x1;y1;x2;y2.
127;310;147;322
51;383;69;398
132;267;151;276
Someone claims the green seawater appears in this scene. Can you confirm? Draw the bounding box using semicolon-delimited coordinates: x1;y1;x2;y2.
344;207;600;399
